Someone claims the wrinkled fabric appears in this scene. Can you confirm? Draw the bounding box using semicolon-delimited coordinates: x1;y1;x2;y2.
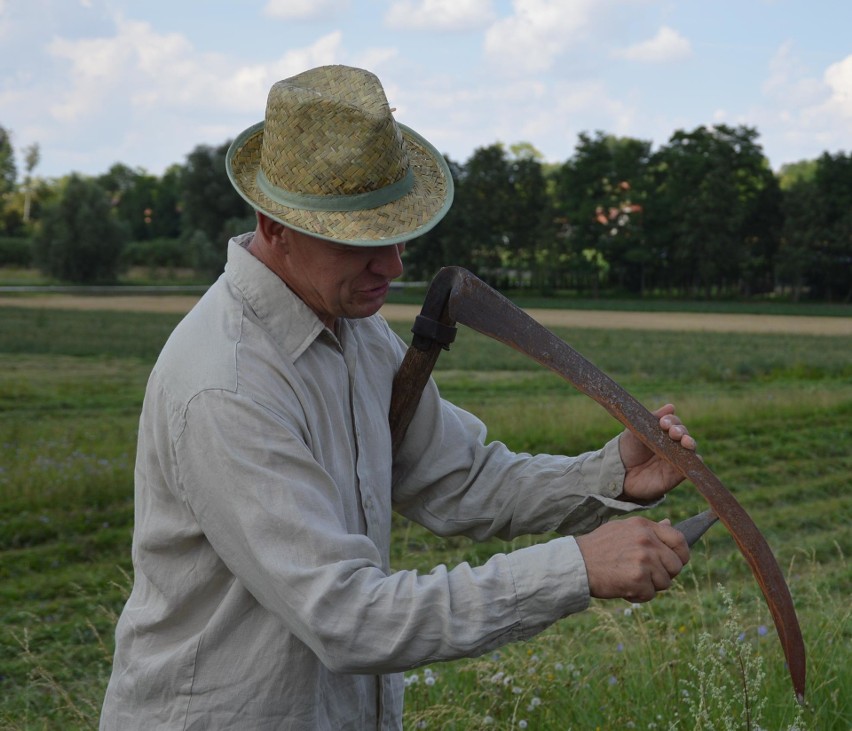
100;233;648;730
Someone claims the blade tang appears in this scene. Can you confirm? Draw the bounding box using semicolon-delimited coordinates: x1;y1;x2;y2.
674;509;719;547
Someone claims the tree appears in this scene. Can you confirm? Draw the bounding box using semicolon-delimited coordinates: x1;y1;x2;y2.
458;144;514;281
406;146;557;290
808;152;852;301
648;125;775;296
180;142;254;273
22;143;40;222
739;172;782;296
555;132;653;294
97;163;182;242
777;159;818;190
97;163;145;237
153;165;184;240
778;178;820;301
0;125;16;197
33;174;129;283
505;144;554;289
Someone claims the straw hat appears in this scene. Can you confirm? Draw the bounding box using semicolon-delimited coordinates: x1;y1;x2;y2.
226;65;454;246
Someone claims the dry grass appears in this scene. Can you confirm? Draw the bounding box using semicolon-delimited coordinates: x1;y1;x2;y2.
1;296;849;335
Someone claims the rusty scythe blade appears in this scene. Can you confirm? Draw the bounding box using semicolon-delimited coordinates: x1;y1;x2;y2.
389;267;806;702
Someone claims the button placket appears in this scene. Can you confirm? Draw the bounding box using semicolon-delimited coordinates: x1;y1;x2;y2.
342;329;378;540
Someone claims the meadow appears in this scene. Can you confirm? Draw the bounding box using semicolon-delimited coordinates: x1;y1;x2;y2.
0;302;850;730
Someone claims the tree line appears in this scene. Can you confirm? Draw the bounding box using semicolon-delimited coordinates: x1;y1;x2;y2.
1;123;850;301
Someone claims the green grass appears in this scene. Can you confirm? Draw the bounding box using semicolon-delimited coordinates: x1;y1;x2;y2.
385;286;852;318
1;306;850;729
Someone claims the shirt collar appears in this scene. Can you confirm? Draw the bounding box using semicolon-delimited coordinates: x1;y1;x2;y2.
224;232;327;360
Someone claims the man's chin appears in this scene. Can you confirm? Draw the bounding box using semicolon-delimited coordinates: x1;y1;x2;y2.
345;298;387;320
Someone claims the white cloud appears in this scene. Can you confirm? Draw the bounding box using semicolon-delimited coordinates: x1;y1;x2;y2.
47;23;147;122
3;0;845;178
46;19;345;124
264;31;347;80
762;41;825;105
538;79;636;151
755;45;852;165
823;55;852;118
398;74;637;164
0;0;10;40
385;0;495;31
483;0;598;74
614;26;691;63
789;54;852;155
263;0;349;22
31;15;349;174
352;46;400;74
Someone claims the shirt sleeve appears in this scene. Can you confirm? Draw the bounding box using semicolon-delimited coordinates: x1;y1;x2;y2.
391;374;653;542
174;388;592;675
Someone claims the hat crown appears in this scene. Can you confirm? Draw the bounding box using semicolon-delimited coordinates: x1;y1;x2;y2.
259;66;409;197
226;64;453;246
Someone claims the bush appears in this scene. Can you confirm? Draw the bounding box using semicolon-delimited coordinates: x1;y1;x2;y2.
120;237;190;269
32;175;129;284
0;237;32;267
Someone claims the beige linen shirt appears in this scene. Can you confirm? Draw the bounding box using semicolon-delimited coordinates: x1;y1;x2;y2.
100;234;646;730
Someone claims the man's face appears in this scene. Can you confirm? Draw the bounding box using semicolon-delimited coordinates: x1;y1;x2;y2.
280;228;405;328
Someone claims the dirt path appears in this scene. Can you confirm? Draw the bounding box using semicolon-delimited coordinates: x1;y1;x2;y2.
1;295;850;335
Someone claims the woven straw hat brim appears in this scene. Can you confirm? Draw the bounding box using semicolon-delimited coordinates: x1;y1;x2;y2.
227;121;453;246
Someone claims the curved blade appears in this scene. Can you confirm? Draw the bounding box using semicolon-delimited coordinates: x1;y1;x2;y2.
390;267;806;702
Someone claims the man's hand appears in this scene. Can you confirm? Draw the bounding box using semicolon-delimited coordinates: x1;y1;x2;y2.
618;404;696;503
576;517;690;602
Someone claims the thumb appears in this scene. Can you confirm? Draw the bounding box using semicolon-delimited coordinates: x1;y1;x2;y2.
656;518;690;565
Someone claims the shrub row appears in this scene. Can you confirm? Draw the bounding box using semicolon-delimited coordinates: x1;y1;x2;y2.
120;238;191;268
0;237;192;270
0;237;32;267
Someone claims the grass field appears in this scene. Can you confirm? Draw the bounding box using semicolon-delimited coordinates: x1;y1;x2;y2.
0;303;850;730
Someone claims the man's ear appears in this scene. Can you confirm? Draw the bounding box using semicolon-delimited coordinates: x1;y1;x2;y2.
257;213;289;249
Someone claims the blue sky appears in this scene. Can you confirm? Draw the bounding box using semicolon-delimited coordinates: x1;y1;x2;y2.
1;0;850;180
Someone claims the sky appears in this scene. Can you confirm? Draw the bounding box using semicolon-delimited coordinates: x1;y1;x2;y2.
1;0;850;180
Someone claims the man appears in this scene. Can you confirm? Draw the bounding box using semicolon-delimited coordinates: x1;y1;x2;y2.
100;65;695;730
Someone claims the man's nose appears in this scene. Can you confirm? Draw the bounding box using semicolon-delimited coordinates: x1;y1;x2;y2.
370;244;404;279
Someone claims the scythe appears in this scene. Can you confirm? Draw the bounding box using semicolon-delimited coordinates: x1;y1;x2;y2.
388;266;806;703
